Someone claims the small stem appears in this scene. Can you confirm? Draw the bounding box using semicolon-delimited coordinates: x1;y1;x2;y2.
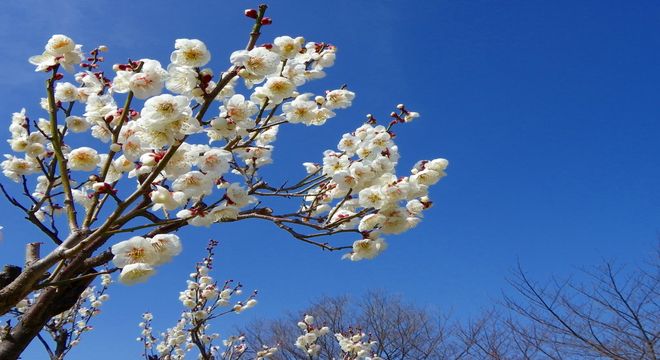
46;67;78;231
246;4;269;51
36;269;117;290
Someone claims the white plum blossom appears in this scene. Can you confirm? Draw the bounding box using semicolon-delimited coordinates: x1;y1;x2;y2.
172;171;213;200
150;234;183;265
262;76;295;104
345;235;388;261
112;59;168;99
226;183;255;208
68;147;100;171
166;64;199;95
84;94;117;126
29;34;84;72
1;155;38;181
231;46;280;78
119;263;156;285
324;89;355;109
150;185;186;211
219;94;258;123
75;71;105;101
65;116;91;133
282;94;317;124
198;148;232;175
140;94;192;129
45;34;76;55
170;39;211;67
176;208;214;227
54;82;79;102
111;236;159;268
210;202;239;221
273;36;304;59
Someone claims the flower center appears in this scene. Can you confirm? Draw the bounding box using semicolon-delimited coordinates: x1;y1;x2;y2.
157;102;175;114
127;247;146;262
183;49;202;61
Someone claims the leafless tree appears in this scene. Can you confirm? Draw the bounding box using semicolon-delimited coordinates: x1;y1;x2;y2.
241;291;472;359
240;254;659;360
505;254;659;360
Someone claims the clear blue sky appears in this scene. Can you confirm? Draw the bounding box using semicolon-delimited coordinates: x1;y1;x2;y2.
1;1;658;358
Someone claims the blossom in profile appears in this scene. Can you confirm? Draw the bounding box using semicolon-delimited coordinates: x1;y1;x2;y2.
119;263;156;285
150;234;183;265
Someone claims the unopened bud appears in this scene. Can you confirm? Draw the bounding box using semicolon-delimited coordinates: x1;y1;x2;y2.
397;103;405;110
54;73;64;80
92;182;106;192
201;74;213;83
260;17;272;25
110;143;121;152
98;45;109;52
244;9;258;18
314;96;325;105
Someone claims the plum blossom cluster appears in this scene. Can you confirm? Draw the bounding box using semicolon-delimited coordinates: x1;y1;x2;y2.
137;241;384;360
2;30;357;249
2;17;446;286
334;331;382;360
291;314;382;359
294;314;330;357
138;240;265;360
296;106;447;261
111;234;182;284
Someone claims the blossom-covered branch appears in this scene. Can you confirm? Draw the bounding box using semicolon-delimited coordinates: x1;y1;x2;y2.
0;4;447;359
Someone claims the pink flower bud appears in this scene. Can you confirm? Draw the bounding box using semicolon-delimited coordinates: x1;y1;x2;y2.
261;17;272;25
244;9;258;18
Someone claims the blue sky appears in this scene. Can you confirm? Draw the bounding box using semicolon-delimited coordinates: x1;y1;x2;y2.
1;0;659;358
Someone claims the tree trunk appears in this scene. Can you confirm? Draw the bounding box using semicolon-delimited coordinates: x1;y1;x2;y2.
0;271;94;359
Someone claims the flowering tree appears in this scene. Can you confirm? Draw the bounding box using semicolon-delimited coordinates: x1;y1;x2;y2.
0;4;448;359
136;240;384;360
